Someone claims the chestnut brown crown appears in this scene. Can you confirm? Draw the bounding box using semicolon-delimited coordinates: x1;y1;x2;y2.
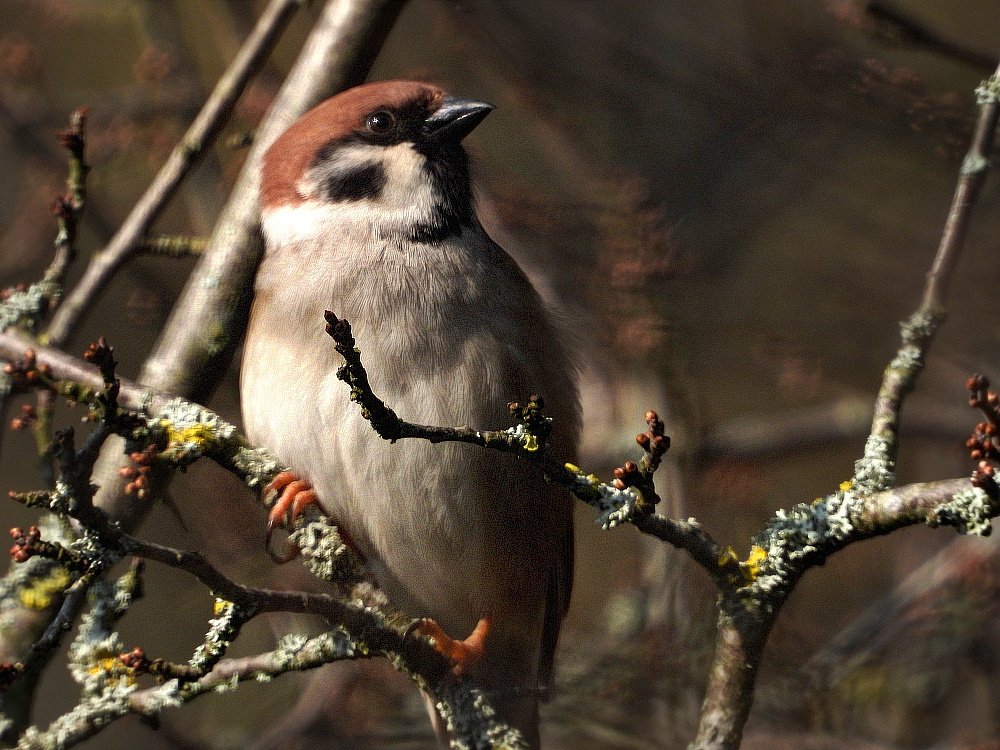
260;80;492;213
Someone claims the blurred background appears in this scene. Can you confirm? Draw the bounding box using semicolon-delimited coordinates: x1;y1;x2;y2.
1;0;1000;747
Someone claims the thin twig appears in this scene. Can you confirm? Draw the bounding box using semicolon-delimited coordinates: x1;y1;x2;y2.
0;328;176;415
44;0;307;346
922;63;1000;312
856;61;1000;494
689;66;1000;750
136;235;208;258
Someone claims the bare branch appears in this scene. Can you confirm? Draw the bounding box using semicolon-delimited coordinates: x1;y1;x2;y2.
855;61;1000;495
43;0;308;346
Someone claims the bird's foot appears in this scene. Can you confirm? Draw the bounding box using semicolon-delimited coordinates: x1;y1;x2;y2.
410;617;490;677
264;471;320;563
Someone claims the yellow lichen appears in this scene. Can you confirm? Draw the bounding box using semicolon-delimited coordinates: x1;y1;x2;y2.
565;463;581;474
87;657;134;687
161;419;218;448
717;546;739;567
213;598;231;616
522;433;539;452
19;567;71;609
741;545;767;581
839;480;853;492
86;657;119;676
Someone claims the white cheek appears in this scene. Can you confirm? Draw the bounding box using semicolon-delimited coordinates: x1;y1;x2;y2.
260;203;346;250
378;143;436;216
285;141;438;235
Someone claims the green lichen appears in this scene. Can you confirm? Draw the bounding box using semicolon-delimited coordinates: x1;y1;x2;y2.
749;484;864;599
928;487;996;536
231;445;282;491
976;73;1000;105
289;518;365;587
152;398;237;463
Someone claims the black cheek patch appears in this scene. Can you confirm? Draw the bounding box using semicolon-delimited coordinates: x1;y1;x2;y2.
322;162;386;202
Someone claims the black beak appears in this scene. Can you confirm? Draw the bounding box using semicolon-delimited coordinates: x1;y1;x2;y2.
423;95;494;143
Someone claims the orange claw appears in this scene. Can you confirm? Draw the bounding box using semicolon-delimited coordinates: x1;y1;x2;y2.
264;471;319;563
411;617;490;677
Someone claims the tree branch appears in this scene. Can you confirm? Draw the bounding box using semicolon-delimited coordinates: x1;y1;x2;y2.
43;0;308;346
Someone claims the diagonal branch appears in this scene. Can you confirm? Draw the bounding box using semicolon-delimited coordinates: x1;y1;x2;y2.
855;61;1000;495
43;0;308;346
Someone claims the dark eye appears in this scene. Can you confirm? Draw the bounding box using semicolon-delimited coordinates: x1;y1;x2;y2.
365;110;395;134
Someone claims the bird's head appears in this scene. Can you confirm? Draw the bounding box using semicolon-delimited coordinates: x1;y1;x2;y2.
260;81;494;244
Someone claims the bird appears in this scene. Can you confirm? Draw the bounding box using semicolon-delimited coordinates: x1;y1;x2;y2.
240;80;579;746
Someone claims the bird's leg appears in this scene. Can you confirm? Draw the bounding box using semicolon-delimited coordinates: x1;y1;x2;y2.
410;617;490;677
263;470;320;563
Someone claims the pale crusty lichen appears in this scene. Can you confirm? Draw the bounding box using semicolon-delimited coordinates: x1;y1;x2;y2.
16;679;135;750
437;682;527;750
189;599;256;674
563;463;639;529
928;486;996;536
976;72;1000;105
503;422;541;452
231;444;283;492
747;484;865;600
289;518;365;587
852;435;896;494
151;398;237;463
0;282;50;333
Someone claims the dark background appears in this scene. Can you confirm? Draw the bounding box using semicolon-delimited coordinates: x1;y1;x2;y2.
1;1;999;747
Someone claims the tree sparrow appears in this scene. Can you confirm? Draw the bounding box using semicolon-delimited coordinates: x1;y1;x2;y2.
240;80;579;746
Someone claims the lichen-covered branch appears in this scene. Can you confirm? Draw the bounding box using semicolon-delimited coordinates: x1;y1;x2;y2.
687;65;1000;750
0;108;88;339
854;61;1000;495
325;311;740;586
0;345;518;748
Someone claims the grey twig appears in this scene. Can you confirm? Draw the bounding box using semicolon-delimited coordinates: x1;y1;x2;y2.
855;62;1000;495
688;64;1000;750
44;0;307;346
